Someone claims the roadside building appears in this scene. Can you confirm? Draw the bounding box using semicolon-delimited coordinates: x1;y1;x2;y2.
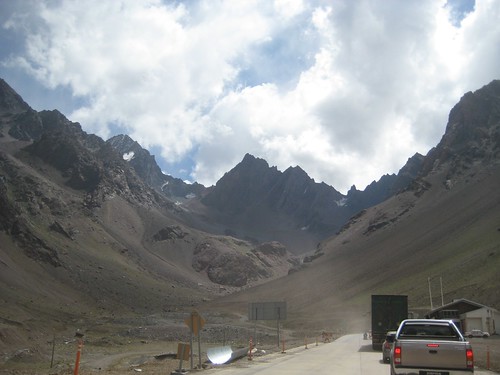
425;298;498;335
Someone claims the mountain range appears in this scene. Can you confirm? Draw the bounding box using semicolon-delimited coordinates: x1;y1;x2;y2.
0;77;499;363
108;135;424;254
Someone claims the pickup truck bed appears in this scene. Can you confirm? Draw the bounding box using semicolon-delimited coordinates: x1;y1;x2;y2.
391;319;474;375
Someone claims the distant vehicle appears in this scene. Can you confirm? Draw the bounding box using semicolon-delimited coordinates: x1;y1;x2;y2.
465;329;490;338
371;295;408;350
382;331;396;363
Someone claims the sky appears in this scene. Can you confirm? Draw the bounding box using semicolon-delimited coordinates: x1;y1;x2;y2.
0;0;498;194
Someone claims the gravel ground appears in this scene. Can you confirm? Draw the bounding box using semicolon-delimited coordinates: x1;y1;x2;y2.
2;315;498;375
0;312;313;375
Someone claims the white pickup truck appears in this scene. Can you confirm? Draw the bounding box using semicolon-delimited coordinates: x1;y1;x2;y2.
391;319;474;375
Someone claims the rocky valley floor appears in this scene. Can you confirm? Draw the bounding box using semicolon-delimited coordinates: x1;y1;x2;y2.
1;312;499;374
0;311;313;374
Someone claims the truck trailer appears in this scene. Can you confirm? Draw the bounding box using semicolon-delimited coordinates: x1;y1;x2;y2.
371;294;408;350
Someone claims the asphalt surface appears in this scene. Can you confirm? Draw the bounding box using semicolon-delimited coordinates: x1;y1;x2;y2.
205;334;499;375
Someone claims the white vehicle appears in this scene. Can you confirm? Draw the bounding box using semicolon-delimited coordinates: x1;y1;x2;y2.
465;329;490;338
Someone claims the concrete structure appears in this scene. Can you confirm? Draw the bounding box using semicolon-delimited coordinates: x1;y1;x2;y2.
425;298;499;335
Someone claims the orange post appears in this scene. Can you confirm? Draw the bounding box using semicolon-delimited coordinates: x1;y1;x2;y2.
487;346;490;370
73;339;83;375
281;339;286;353
248;336;253;361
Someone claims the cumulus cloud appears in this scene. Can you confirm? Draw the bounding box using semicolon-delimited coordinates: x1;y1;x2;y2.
2;0;499;192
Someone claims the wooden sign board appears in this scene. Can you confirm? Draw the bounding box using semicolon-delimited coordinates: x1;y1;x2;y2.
177;343;191;360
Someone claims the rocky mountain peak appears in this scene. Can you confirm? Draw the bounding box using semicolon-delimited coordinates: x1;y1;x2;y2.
421;80;500;175
107;134;138;151
107;134;164;187
201;153;281;213
236;153;280;181
107;134;205;199
399;153;425;177
445;80;500;154
283;164;309;180
0;79;31;115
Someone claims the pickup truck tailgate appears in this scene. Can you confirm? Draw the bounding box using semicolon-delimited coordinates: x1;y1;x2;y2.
401;340;468;369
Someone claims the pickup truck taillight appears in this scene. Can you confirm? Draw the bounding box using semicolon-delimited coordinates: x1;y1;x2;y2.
466;348;474;369
393;345;402;364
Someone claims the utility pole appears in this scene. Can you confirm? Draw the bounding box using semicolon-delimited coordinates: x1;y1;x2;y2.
440;276;444;306
428;277;434;310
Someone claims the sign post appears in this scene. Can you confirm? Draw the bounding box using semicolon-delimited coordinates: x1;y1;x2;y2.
184;310;205;369
248;302;287;347
189;316;193;369
176;343;190;373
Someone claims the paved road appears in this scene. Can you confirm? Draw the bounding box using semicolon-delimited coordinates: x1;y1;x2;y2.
206;334;499;375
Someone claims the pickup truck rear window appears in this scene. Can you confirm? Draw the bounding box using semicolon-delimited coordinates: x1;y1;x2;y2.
399;324;460;340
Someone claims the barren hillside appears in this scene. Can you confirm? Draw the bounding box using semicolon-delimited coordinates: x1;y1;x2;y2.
0;79;499;373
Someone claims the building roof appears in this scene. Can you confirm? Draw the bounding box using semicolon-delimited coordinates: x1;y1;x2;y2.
427;298;498;316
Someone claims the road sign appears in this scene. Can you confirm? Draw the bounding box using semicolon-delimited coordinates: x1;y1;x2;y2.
248;302;287;321
184;310;205;335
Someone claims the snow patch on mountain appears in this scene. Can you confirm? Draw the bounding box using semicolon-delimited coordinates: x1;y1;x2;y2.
123;151;135;161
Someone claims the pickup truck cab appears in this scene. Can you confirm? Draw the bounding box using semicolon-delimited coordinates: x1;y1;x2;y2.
391;319;474;375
